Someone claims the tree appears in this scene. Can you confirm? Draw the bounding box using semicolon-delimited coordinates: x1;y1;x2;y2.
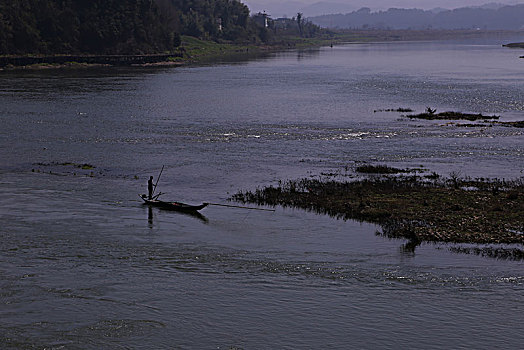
296;12;303;37
0;0;299;54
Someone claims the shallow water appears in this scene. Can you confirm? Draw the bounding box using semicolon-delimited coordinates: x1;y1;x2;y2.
1;40;523;349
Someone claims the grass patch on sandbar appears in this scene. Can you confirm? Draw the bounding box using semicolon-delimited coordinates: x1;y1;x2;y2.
232;175;524;247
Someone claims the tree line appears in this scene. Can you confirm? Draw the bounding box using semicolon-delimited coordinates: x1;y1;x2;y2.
0;0;277;55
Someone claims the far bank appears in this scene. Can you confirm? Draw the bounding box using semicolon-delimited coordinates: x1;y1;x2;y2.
2;30;523;71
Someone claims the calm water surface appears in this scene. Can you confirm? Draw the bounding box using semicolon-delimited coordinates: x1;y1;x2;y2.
1;41;523;349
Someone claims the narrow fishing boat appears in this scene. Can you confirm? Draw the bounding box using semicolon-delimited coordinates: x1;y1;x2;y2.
140;195;208;212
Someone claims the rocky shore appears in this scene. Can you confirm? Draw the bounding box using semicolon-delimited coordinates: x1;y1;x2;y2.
232;172;524;248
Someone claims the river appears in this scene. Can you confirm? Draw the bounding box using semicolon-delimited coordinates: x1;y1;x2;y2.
1;39;523;349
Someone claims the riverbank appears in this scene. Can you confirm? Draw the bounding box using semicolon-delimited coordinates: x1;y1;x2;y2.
3;30;522;70
0;53;185;70
231;171;524;248
0;36;287;70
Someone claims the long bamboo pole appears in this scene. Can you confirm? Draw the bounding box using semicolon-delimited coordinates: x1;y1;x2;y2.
207;203;275;212
152;165;164;196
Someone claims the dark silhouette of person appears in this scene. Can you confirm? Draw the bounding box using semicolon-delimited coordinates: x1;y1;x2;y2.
148;176;154;199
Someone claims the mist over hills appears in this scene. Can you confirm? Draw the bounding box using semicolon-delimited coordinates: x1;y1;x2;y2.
243;1;523;18
309;4;524;30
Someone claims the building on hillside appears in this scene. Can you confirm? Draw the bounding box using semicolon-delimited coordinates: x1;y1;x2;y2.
273;17;295;29
252;12;269;28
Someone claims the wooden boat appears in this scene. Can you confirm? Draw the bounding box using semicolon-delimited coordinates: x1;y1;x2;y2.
140;195;208;212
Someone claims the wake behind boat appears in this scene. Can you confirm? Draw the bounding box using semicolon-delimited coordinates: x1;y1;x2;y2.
140;194;208;212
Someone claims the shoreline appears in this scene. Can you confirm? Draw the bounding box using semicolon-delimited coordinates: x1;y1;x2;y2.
2;29;523;71
0;53;183;68
0;53;186;71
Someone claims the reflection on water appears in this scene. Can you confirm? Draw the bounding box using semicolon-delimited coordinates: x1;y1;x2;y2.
148;206;153;228
0;40;523;349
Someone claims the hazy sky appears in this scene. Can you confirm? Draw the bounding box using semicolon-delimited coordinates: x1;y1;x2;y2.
244;0;524;17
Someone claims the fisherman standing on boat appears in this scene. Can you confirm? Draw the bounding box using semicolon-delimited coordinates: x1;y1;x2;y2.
148;176;154;200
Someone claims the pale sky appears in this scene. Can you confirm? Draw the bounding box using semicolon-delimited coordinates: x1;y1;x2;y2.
243;0;524;18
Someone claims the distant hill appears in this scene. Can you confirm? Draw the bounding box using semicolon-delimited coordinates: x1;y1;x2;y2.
300;2;357;17
244;1;523;18
310;4;524;30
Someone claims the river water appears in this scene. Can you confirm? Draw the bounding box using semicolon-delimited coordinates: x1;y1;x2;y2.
1;39;523;349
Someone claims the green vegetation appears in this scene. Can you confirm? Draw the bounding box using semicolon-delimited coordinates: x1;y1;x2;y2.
178;35;251;61
0;0;330;68
0;0;180;54
232;174;524;248
176;34;335;63
0;0;278;55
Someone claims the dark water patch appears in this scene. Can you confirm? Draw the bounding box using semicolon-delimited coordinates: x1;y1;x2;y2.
69;319;166;338
1;325;69;350
1;319;166;350
27;161;147;181
8;230;517;289
355;164;424;174
494;120;524;128
439;120;524;129
31;161;98;177
36;161;96;170
132;246;524;287
451;122;491;128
